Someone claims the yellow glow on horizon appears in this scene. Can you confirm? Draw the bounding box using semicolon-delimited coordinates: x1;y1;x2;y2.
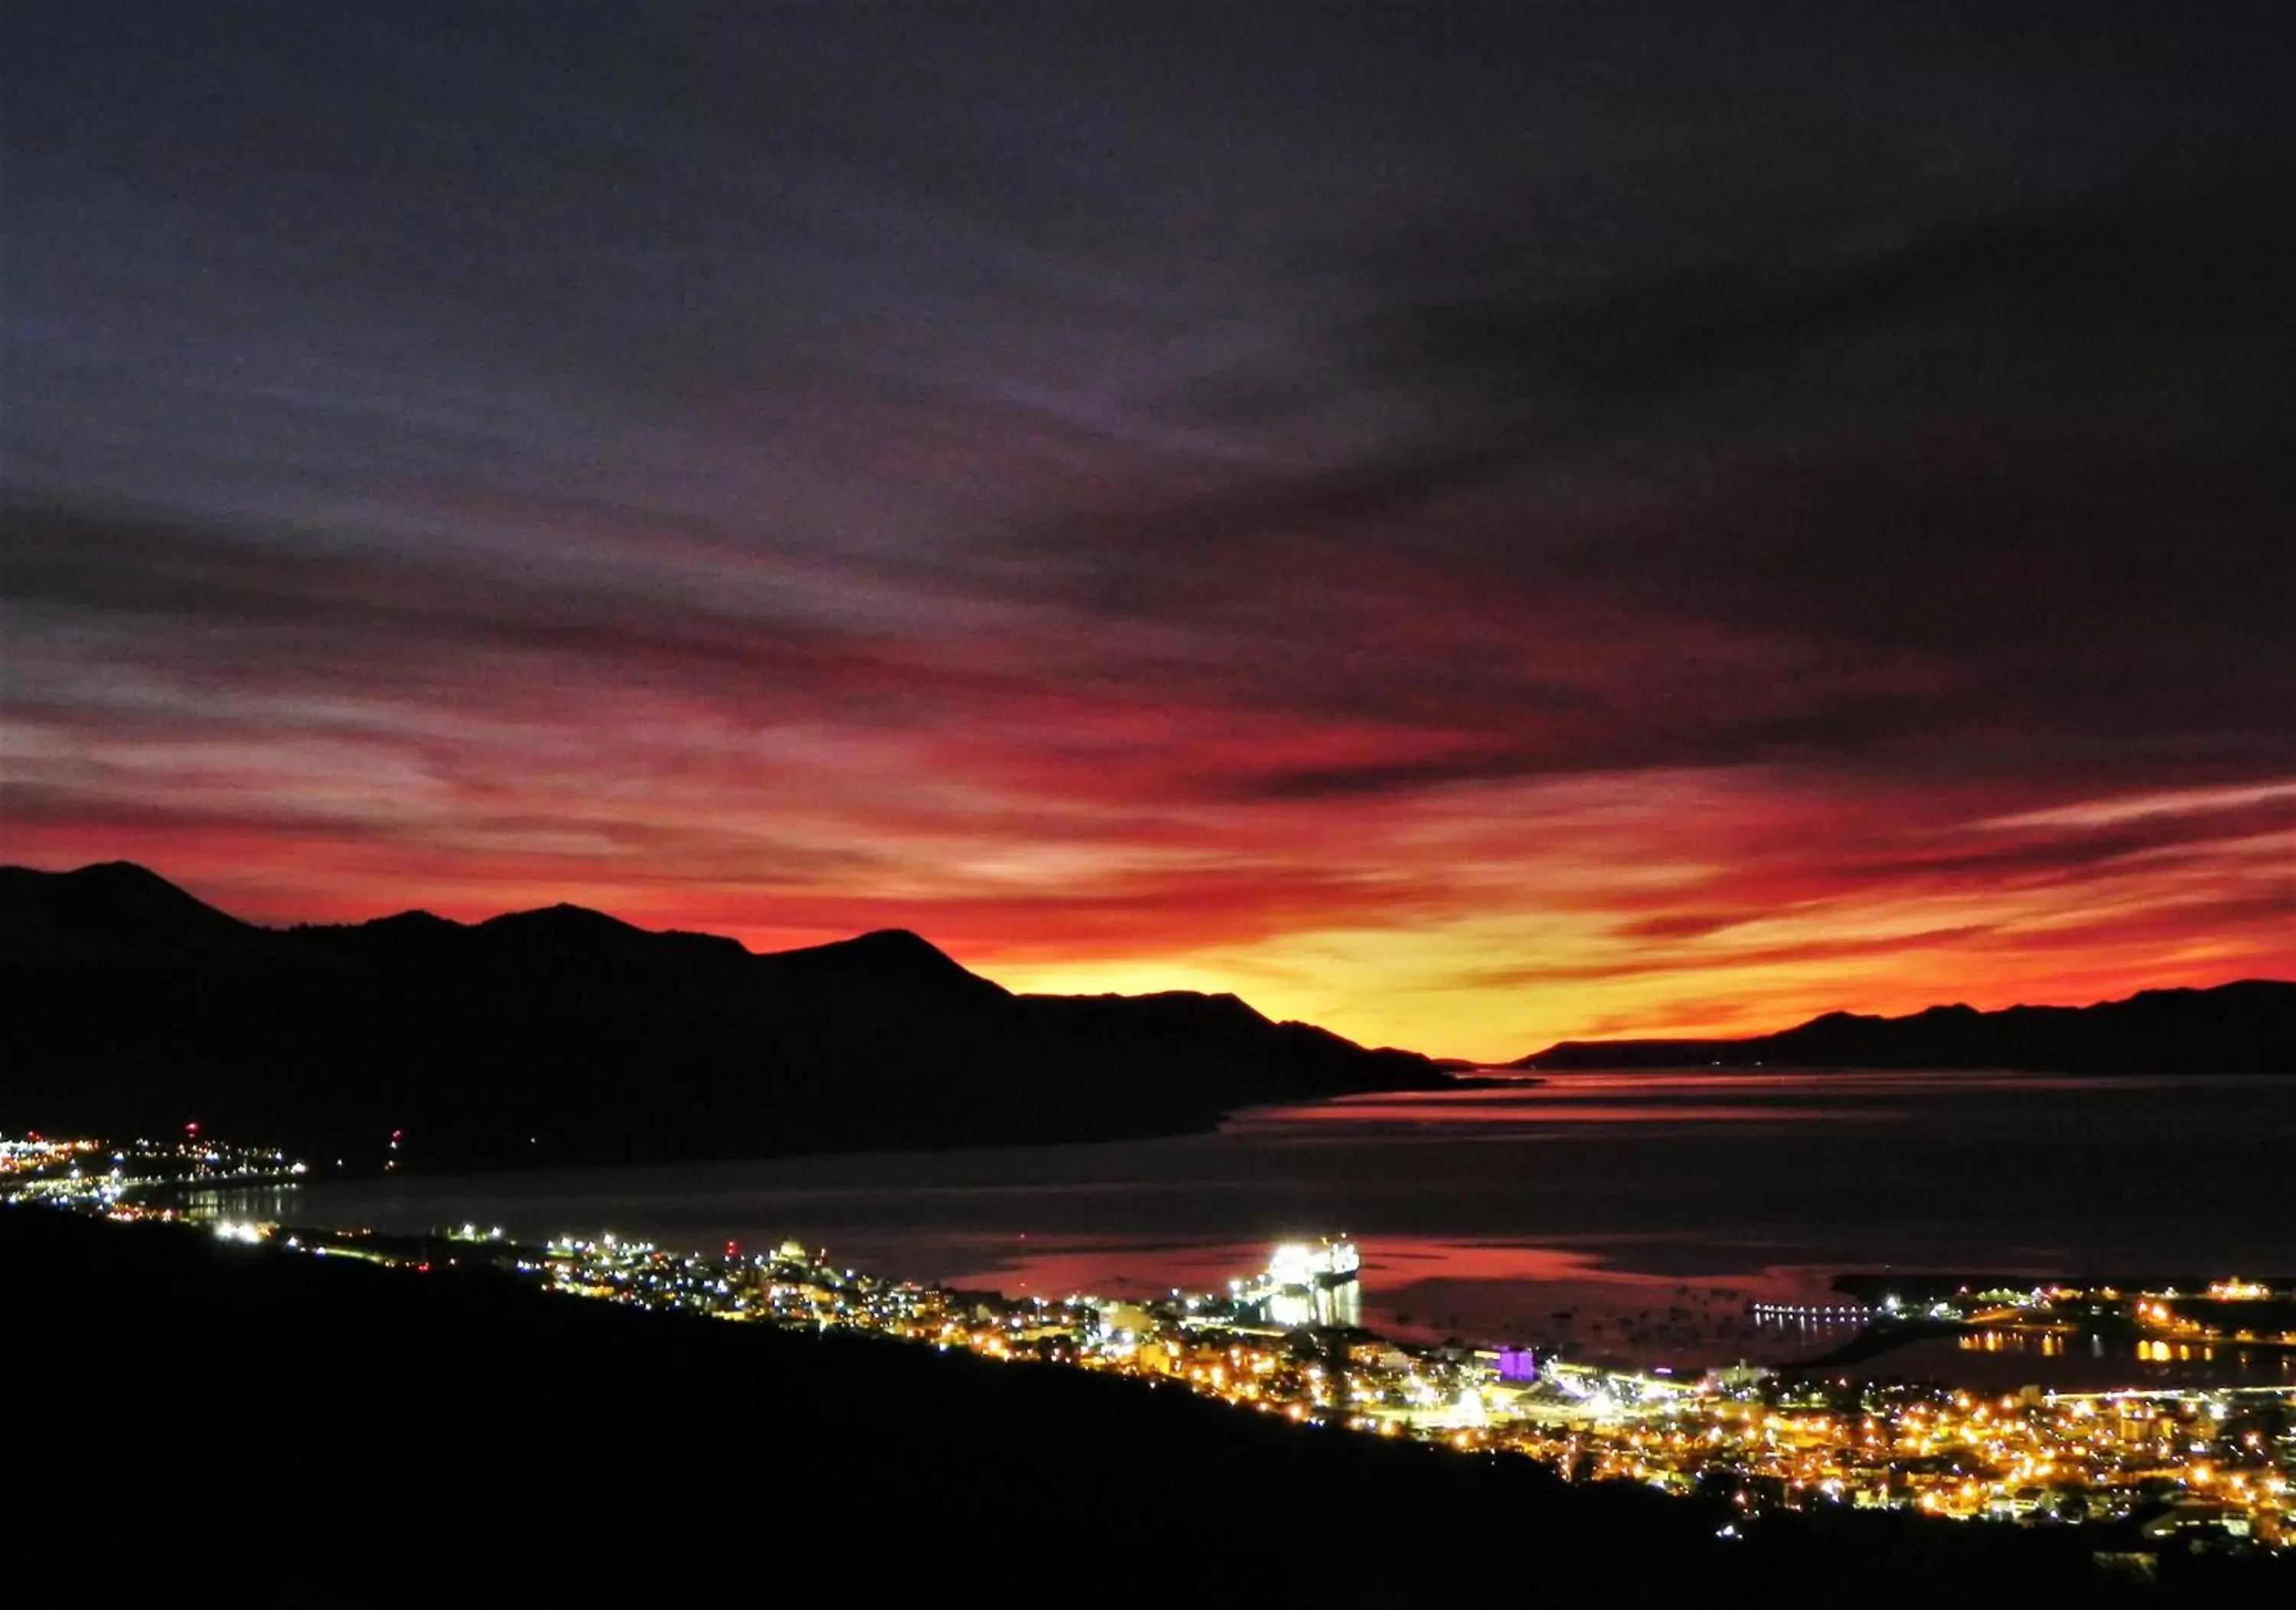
11;768;2289;1064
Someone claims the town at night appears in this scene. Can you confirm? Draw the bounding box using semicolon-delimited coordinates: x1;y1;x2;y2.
10;1129;2291;1575
6;2;2291;1597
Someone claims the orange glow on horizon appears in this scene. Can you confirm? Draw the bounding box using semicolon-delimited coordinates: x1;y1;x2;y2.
5;769;2287;1061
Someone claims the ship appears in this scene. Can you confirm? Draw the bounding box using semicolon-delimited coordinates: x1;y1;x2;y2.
1249;1238;1362;1329
1267;1238;1361;1290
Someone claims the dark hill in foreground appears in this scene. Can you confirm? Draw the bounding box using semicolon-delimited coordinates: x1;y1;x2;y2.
9;1208;2232;1602
0;861;1441;1168
1516;979;2295;1073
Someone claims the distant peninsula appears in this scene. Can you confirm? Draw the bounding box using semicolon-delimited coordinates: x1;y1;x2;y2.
0;862;1444;1169
1515;980;2294;1074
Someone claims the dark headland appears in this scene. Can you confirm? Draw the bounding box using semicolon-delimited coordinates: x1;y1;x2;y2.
0;861;1442;1169
1515;979;2295;1073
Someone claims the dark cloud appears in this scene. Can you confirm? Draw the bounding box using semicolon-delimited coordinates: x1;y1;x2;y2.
1359;174;2296;409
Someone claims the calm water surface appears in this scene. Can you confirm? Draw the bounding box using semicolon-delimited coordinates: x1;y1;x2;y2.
270;1071;2296;1380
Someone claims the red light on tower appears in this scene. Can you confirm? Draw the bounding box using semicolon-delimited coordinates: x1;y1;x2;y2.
726;1240;739;1259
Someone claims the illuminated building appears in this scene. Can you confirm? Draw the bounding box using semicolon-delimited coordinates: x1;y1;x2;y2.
1252;1239;1362;1329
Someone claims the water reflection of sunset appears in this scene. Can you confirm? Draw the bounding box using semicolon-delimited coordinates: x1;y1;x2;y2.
1228;1101;1902;1128
928;1230;1844;1362
1227;1069;2171;1132
283;1070;2296;1374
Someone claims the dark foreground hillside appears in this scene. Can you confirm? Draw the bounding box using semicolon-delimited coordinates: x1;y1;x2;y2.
13;1211;2281;1602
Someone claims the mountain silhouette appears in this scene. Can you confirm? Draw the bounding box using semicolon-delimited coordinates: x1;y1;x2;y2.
0;862;1442;1168
1513;980;2294;1073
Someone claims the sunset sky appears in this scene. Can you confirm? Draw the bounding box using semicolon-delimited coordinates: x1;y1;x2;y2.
6;3;2291;1059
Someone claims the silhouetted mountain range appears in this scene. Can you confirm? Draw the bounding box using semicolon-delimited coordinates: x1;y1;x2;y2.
1515;981;2295;1074
0;862;1442;1168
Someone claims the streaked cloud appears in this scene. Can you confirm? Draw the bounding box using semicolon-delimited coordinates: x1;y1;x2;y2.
3;3;2291;1056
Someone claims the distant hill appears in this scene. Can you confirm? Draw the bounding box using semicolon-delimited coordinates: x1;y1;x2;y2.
0;862;1443;1168
1514;981;2295;1073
